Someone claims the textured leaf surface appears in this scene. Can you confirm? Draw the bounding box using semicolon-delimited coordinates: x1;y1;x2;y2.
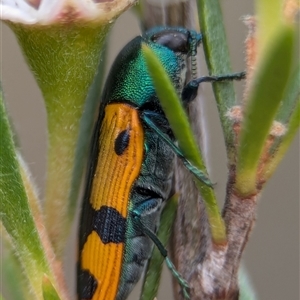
197;0;239;160
0;88;54;298
236;26;294;195
42;275;61;300
9;23;110;255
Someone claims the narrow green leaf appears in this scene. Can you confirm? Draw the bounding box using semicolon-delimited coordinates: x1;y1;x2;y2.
42;275;61;300
141;45;208;176
264;98;299;180
0;242;28;300
0;88;59;298
256;0;283;56
236;26;294;195
142;44;226;243
197;0;239;161
1;264;25;299
268;64;300;154
276;64;300;124
140;195;178;300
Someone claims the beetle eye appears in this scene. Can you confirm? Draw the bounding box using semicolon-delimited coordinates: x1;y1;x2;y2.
151;30;190;53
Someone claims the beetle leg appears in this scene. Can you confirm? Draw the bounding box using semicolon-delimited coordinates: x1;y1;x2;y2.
142;113;213;187
182;71;246;103
132;205;190;300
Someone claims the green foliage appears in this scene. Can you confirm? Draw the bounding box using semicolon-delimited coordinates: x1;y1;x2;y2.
197;0;238;160
0;88;60;299
0;239;28;300
9;22;110;256
236;26;294;195
42;276;61;300
276;65;300;124
235;0;298;195
265;99;300;179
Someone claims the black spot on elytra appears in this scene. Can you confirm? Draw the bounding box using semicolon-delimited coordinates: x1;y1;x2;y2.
77;268;97;299
114;129;130;155
94;206;126;244
79;202;95;251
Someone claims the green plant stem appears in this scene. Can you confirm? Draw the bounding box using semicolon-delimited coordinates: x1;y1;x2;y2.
9;23;110;256
197;0;238;163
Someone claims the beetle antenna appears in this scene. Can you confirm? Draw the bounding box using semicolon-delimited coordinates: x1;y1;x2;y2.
190;31;199;79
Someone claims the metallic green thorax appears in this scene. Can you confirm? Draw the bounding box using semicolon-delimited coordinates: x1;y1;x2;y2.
102;27;200;107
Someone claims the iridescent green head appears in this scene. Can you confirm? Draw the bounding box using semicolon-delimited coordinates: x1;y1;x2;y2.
102;26;202;108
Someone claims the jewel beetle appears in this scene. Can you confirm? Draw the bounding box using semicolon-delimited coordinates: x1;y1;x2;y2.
77;26;245;300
